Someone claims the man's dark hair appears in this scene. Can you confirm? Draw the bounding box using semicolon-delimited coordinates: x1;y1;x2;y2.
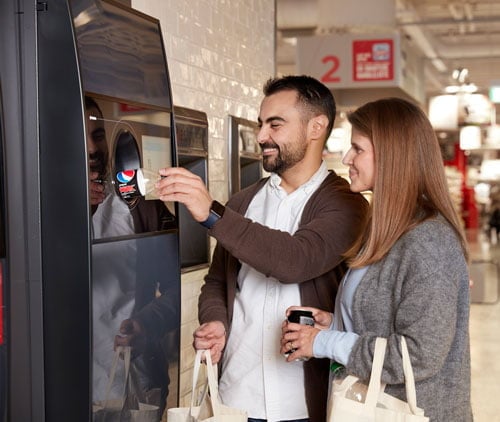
85;95;103;118
263;75;336;139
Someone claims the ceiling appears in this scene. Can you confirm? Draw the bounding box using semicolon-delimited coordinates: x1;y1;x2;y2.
276;0;500;114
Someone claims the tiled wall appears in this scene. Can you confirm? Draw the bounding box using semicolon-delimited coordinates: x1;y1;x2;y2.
132;0;275;407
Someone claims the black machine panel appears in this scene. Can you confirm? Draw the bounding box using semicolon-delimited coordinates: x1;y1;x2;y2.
68;0;181;418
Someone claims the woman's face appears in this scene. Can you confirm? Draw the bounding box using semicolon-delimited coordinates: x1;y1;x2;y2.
342;129;375;192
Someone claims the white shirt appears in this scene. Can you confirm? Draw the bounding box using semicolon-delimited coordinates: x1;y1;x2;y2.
92;185;135;239
91;188;137;401
219;162;329;421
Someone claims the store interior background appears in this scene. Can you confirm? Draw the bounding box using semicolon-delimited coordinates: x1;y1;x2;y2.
126;0;499;419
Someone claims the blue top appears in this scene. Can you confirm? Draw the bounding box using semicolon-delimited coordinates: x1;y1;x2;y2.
312;266;368;364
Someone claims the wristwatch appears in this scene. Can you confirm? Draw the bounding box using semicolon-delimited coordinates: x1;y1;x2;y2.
200;200;225;229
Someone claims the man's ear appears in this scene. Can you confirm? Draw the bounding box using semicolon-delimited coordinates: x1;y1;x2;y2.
308;114;328;140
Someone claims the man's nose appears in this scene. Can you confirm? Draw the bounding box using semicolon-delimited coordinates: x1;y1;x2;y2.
257;126;268;144
87;135;97;154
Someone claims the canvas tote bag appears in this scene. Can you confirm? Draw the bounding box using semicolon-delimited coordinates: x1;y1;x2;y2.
167;349;247;422
93;346;161;422
328;337;429;422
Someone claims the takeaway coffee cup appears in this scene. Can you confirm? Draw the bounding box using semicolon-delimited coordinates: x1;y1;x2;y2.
287;309;314;326
136;168;163;199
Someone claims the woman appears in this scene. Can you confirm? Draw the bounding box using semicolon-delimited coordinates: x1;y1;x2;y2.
280;97;472;421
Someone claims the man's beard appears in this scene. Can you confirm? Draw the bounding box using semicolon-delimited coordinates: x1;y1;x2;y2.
261;141;307;175
89;151;108;179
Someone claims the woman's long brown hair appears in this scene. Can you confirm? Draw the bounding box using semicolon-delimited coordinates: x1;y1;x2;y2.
344;97;468;267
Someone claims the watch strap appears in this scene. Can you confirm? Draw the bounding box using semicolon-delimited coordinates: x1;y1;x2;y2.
200;200;225;229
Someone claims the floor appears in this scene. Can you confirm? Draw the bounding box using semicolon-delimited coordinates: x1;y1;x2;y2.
468;229;500;421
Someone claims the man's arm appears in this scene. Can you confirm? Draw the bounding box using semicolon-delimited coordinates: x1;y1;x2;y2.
158;167;368;284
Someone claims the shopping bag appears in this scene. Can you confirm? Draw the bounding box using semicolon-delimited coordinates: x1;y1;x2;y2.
328;337;429;422
93;346;161;422
167;349;247;422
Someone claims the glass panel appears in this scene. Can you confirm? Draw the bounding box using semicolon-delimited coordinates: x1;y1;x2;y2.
85;95;176;241
92;233;180;414
69;0;172;109
87;94;181;417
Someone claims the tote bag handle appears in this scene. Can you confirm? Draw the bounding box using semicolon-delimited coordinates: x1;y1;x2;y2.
365;337;420;414
364;338;387;408
400;336;420;414
102;345;132;408
190;349;224;418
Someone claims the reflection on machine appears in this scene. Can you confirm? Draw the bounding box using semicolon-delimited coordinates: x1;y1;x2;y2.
69;0;181;418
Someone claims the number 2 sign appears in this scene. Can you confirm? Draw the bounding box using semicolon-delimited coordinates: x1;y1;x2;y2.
321;55;341;83
297;33;398;89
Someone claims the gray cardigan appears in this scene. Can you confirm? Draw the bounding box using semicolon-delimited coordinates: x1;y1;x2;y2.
346;217;473;422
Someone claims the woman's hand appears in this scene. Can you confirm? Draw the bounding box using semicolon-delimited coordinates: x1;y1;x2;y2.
286;306;333;330
280;321;318;361
280;306;333;362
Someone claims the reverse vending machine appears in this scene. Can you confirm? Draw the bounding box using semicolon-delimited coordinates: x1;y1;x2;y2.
228;115;262;195
174;106;210;271
0;0;180;420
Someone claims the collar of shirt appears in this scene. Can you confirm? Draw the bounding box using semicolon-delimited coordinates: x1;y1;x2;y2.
268;160;329;196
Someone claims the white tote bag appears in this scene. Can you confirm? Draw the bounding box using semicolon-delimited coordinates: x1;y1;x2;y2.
328;337;429;422
93;346;161;422
167;349;247;422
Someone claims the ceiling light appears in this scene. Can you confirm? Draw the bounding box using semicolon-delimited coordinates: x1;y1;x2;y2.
431;58;447;73
444;83;477;94
459;125;481;150
462;83;478;93
452;67;469;84
445;85;460;94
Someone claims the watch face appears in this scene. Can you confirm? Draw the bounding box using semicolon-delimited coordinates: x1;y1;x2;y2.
211;201;225;218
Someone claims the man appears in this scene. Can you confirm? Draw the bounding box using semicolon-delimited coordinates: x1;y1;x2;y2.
157;75;368;422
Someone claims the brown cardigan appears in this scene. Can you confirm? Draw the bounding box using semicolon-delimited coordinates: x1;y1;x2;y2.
199;171;369;422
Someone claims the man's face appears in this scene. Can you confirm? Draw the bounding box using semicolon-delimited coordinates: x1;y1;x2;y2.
86;106;109;178
257;90;309;175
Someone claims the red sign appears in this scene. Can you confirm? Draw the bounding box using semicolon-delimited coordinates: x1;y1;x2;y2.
119;103;145;113
353;39;394;82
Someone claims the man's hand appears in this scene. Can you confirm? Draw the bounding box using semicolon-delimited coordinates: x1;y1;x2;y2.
193;321;226;364
114;318;146;358
89;171;106;207
157;167;213;223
